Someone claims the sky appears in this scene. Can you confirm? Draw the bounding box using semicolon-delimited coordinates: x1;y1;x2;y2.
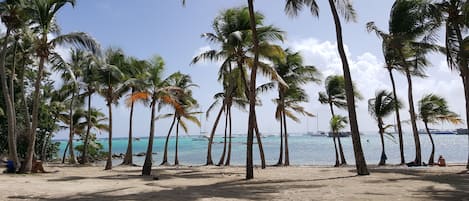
50;0;465;139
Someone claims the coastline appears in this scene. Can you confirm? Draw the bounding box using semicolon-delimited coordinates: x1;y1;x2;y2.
1;163;468;201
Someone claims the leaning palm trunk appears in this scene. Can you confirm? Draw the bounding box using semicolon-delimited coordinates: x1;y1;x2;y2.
254;117;266;169
378;118;387;165
82;92;92;164
333;134;340;167
282;108;290;166
162;114;177;165
424;122;435;165
68;91;77;164
123;90;136;165
175;118;180;165
404;69;421;165
206;103;225;165
246;0;260;179
328;102;346;165
328;0;368;175
217;110;229;166
0;28;18;168
225;107;233;166
387;67;405;164
464;74;469;169
105;91;113;170
142;99;157;175
62;141;69;164
276;113;284;166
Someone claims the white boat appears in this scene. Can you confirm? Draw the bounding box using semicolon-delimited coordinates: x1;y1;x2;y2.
327;131;351;137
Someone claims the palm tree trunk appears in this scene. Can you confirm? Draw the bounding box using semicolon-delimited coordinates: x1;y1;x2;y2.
463;74;469;169
105;93;113;170
282;107;290;166
217;109;229;166
68;91;77;164
161;114;177;165
329;101;346;165
9;39;17;108
387;68;405;164
254;116;266;169
62;141;70;164
22;51;46;173
328;0;368;175
333;135;340;167
82;92;92;164
123;90;135;165
424;122;435;165
19;54;31;160
378;118;387;165
276;112;284;166
225;106;232;166
405;69;421;165
142;99;157;176
246;0;260;180
0;28;18;169
206;103;225;165
174;118;180;165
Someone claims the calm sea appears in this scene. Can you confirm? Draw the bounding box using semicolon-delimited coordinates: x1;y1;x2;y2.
56;132;469;166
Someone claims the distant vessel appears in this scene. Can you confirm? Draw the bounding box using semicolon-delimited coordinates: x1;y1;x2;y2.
306;131;326;137
327;131;351;137
456;128;468;135
418;129;456;135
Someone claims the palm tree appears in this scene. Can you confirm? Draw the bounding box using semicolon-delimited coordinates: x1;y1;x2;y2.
318;75;361;166
192;6;284;168
271;48;320;166
366;21;406;165
98;48;127;170
0;0;27;170
388;0;440;166
122;57;150;165
21;0;101;173
284;0;369;175
368;90;401;165
330;115;348;166
418;94;462;165
434;0;469;170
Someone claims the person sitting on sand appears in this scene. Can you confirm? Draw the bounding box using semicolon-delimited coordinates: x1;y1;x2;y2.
437;155;446;167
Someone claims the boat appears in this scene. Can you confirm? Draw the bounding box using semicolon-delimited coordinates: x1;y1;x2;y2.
306;131;326;136
418;129;456;135
327;131;351;137
456;128;468;135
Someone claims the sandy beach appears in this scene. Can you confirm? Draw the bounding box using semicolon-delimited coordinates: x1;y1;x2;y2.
0;164;468;201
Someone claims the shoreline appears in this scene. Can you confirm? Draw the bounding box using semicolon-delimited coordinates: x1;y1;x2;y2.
1;163;468;201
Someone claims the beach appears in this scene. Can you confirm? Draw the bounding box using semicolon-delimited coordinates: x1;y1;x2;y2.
1;164;468;201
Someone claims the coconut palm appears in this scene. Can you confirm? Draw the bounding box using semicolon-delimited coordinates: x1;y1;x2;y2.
121;57;150;165
366;21;406;164
434;0;469;170
318;75;361;166
388;0;440;166
271;48;321;166
284;0;369;175
330;115;348;166
368;90;401;165
20;0;101;173
418;94;462;165
97;48;127;170
0;0;27;170
192;6;284;168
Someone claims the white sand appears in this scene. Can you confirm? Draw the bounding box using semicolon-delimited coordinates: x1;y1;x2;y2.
0;164;468;201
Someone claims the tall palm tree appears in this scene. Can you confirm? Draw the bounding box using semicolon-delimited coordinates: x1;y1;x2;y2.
21;0;101;173
368;90;401;165
98;48;127;170
388;0;439;166
318;75;361;166
271;48;321;166
330;115;348;166
418;94;462;165
122;57;150;165
366;21;406;164
434;0;469;170
192;6;284;168
0;0;27;170
284;0;369;175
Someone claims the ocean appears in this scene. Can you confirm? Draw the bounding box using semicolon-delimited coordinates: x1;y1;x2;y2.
57;132;469;166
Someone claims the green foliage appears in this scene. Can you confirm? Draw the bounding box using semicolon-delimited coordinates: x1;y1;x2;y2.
75;141;106;162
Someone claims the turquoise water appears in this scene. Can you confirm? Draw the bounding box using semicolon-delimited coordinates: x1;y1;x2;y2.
57;133;469;166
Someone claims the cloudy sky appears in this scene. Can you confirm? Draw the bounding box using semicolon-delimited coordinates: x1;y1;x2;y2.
51;0;464;139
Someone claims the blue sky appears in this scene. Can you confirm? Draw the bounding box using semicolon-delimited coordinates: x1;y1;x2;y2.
51;0;464;139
